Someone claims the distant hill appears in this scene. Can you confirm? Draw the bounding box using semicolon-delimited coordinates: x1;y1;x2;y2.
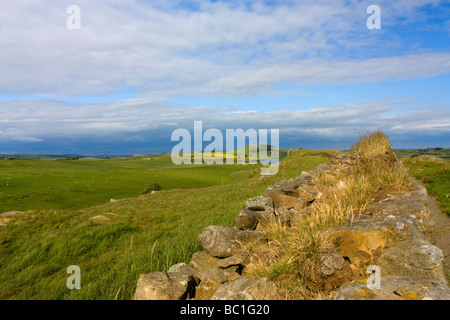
0;154;132;160
393;148;450;160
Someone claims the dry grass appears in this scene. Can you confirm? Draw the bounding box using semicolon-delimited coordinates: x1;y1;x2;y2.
248;130;412;299
350;130;391;158
246;193;355;299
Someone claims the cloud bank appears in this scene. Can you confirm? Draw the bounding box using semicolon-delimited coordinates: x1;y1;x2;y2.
0;0;449;153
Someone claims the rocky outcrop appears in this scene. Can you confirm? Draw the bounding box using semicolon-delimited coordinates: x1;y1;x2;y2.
134;151;450;300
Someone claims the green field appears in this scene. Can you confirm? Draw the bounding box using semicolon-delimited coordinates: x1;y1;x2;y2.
1;146;448;300
402;155;450;217
0;149;330;299
0;154;257;212
393;148;449;216
394;147;450;160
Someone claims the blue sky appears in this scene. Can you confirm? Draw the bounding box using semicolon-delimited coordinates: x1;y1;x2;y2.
0;0;449;154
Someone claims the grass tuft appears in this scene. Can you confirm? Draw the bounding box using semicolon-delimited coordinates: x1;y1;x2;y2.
350;130;391;158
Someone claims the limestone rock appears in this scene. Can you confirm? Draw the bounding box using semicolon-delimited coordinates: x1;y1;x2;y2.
235;208;273;230
189;251;221;273
278;184;299;197
297;186;317;204
309;163;338;176
335;276;450;300
364;193;430;220
306;252;354;291
244;196;275;221
217;254;247;269
273;213;291;228
197;226;266;258
331;215;424;266
261;191;306;210
295;172;314;186
211;277;280;300
195;279;222;300
168;263;201;284
375;240;447;284
202;268;240;284
0;211;24;217
274;206;290;216
245;196;274;211
409;178;429;202
134;272;197;300
267;179;302;197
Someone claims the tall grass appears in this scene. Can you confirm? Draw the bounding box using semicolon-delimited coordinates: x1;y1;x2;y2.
350;130;391;158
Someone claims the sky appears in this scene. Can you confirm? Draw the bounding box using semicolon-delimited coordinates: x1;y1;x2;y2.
0;0;449;155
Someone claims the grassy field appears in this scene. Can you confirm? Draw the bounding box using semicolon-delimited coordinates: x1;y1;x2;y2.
0;149;330;299
394;147;450;160
0;154;257;212
402;155;450;217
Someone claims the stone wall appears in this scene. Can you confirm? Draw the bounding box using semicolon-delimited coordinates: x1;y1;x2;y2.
134;152;450;300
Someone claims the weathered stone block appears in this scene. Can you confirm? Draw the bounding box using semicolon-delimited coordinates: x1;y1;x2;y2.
197;226;266;258
134;272;197;300
211;277;280;300
335;276;450;300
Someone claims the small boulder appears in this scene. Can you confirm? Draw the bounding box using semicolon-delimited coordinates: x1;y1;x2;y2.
274;206;290;216
134;272;197;300
276;212;292;227
375;240;447;284
168;263;201;284
217;254;248;269
306;252;354;291
364;193;430;220
202;268;240;284
335;276;450;300
262;191;306;210
331;215;424;266
195;279;222;300
189;251;221;273
269;180;300;197
245;196;274;211
211;277;280;300
295;172;314;186
235;209;260;230
0;211;24;217
297;186;317;204
197;226;266;258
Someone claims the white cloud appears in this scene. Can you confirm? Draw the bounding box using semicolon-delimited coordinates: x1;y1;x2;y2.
0;0;448;98
0;0;449;152
0;127;43;143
